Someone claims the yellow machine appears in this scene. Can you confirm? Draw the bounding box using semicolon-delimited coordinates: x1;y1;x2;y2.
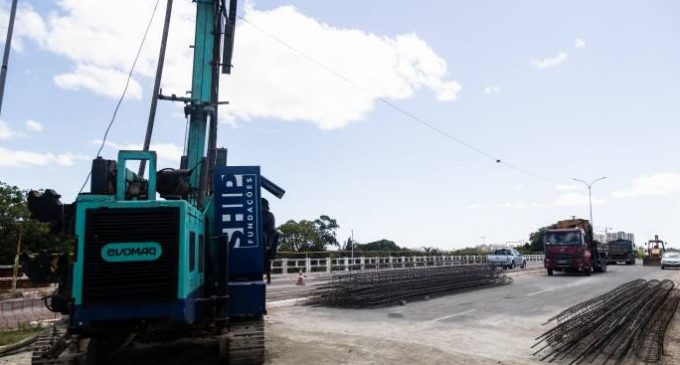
643;235;666;266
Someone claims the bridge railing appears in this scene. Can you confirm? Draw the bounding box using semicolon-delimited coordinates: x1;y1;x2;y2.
270;254;545;276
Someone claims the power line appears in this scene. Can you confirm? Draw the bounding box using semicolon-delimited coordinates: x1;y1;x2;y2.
78;0;162;194
237;15;561;184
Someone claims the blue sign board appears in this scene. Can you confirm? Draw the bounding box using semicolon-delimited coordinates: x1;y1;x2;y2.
214;166;263;279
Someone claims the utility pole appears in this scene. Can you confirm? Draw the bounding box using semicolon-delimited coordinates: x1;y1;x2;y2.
11;222;23;297
351;229;354;260
573;177;607;228
0;0;19;119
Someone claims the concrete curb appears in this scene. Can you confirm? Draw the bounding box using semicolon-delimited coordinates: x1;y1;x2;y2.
506;267;544;278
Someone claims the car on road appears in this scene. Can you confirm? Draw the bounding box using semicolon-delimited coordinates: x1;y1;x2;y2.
661;251;680;269
487;248;526;270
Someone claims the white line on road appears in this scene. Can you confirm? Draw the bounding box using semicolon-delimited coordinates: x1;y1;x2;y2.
430;309;476;322
267;297;309;308
527;288;554;297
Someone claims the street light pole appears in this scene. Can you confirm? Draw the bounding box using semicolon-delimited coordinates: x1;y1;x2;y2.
351;229;354;260
573;177;607;228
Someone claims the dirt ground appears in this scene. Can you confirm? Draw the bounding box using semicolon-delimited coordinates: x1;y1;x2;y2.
264;265;680;365
2;266;680;364
663;304;680;365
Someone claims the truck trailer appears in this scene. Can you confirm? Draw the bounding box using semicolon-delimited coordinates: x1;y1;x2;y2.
606;239;636;265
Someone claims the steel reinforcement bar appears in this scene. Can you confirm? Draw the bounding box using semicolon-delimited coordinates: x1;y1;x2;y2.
305;264;512;308
533;279;679;365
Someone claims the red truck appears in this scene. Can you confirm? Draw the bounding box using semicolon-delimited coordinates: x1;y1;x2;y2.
543;218;608;276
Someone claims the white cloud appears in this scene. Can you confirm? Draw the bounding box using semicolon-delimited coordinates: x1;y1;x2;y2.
223;5;462;129
574;38;586;49
2;1;461;130
531;52;567;69
0;122;25;140
92;140;182;166
0;3;47;53
554;192;606;206
493;202;528;209
483;86;501;95
0;146;87;168
25;119;43;132
613;173;680;198
54;64;143;100
467;203;483;210
555;184;580;192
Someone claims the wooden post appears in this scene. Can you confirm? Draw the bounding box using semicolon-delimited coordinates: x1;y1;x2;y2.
11;223;23;296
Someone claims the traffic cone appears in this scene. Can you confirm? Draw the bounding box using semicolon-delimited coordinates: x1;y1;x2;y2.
296;271;305;286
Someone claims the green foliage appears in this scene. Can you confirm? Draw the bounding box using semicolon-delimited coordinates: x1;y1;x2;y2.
0;324;42;346
277;215;340;252
529;226;549;252
351;239;402;252
313;215;339;249
516;242;533;254
450;247;485;255
0;181;73;264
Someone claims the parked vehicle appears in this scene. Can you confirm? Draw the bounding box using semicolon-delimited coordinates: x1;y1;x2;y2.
543;218;608;276
661;251;680;270
487;248;526;269
606;239;636;265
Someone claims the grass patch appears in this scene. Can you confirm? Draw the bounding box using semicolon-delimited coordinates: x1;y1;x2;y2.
0;326;42;346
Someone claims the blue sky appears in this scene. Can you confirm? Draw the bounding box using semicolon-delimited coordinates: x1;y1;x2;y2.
1;0;680;249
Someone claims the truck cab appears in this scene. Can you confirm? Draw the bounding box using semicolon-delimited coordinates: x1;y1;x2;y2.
543;219;608;276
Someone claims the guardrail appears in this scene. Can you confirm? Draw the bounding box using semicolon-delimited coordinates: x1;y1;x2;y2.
271;254;544;276
0;296;61;330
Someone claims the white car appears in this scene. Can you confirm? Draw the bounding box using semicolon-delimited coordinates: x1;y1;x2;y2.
487;248;526;270
661;252;680;269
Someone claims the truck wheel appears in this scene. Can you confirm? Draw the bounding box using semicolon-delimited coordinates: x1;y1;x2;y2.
521;261;526;269
585;267;592;276
547;269;553;276
662;265;665;270
510;262;515;270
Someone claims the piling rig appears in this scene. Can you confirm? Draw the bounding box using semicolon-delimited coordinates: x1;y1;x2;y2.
25;1;284;363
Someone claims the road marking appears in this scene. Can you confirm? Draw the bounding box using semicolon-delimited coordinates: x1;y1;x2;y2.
527;288;554;297
430;309;476;322
267;297;309;308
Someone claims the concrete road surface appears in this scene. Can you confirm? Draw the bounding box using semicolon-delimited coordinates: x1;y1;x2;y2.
266;263;680;364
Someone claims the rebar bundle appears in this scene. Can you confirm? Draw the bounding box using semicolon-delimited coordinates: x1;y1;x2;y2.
533;279;680;365
305;264;512;308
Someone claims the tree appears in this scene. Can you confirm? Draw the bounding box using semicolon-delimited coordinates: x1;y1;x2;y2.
343;236;354;251
529;226;549;252
421;246;440;255
0;181;73;264
314;215;339;248
278;220;317;252
277;215;341;252
352;239;401;252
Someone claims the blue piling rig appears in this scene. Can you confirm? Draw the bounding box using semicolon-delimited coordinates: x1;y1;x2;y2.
25;1;284;363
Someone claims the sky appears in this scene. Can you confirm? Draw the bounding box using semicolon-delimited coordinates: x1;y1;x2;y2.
1;0;680;249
